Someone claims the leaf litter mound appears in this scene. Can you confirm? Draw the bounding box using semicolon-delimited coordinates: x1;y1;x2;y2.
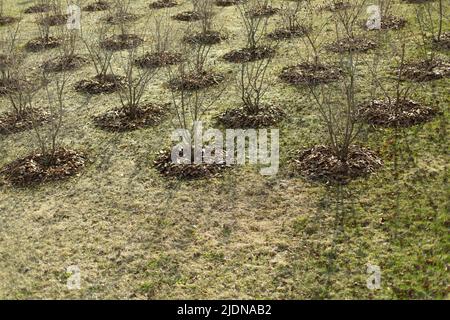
432;32;450;50
172;11;202;22
154;148;229;180
216;105;285;129
320;1;352;12
83;1;111;12
357;99;438;127
401;57;450;82
93;104;169;132
38;14;68;27
267;25;310;40
223;46;275;63
135;52;182;69
326;36;377;53
280;62;343;86
25;36;62;52
292;145;382;184
0;16;19;26
41;55;87;72
215;0;244;7
104;12;139;25
75;74;124;94
1;148;87;187
168;70;225;91
0;108;49;135
183;31;228;45
24;4;50;14
150;0;178;9
0;78;29;96
100;34;144;51
246;5;279;18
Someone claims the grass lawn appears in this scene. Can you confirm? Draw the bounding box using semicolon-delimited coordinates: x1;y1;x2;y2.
0;0;448;299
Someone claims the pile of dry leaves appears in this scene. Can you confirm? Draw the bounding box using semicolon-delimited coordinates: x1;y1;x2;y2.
41;55;87;72
101;34;144;51
168;71;225;91
184;31;227;45
154;148;229;180
24;4;50;14
172;11;202;22
105;13;139;25
215;0;244;7
246;5;279;18
292;145;382;184
280;62;343;86
401;57;450;82
216;105;285;128
326;36;377;53
25;36;62;52
75;74;124;94
83;1;111;12
223;46;275;63
268;25;310;40
1;148;87;187
0;108;48;135
432;32;450;50
93;104;169;132
0;15;18;26
38;14;68;27
135;52;182;69
150;0;178;9
357;99;438;127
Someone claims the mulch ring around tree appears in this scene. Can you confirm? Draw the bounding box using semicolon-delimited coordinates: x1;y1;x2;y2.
24;4;50;14
320;1;352;12
168;71;225;91
93;103;169;132
41;55;87;72
326;36;377;53
150;0;178;9
216;105;285;129
183;31;228;45
75;74;124;94
38;14;68;26
432;32;450;51
401;57;450;82
83;1;111;12
215;0;244;7
104;12;139;25
0;16;19;26
172;11;202;22
154;148;229;180
25;36;62;52
291;145;383;184
0;148;87;187
364;15;407;30
0;54;10;71
401;0;435;3
100;34;144;51
280;62;343;86
268;26;310;40
246;5;279;18
357;99;439;127
223;46;275;63
0;78;29;96
0;108;49;135
135;51;182;68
